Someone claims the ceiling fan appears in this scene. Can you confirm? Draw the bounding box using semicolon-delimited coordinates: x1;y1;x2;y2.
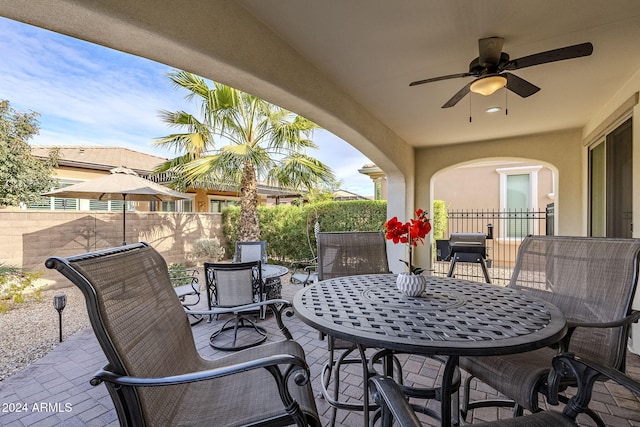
410;37;593;108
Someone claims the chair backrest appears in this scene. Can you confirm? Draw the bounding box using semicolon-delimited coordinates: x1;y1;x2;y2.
508;235;640;369
45;243;200;426
316;231;390;281
204;261;263;307
233;240;268;264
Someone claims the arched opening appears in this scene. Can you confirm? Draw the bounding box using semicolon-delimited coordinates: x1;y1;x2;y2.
430;157;559;285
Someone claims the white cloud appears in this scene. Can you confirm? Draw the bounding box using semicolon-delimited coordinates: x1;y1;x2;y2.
1;17;375;197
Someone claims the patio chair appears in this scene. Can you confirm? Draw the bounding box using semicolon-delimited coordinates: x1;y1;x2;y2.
170;268;202;325
316;231;393;425
45;242;320;427
233;240;268;264
459;235;640;425
289;257;318;286
369;352;640;427
204;261;267;351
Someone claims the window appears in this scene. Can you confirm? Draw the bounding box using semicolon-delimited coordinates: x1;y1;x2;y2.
26;181;136;212
159;199;193;212
89;200;133;211
209;199;238;213
497;166;541;239
27;182;79;210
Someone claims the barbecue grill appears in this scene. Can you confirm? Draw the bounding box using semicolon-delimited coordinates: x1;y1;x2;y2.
446;232;491;283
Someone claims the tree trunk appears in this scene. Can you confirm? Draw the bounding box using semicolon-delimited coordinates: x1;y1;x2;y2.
238;161;260;241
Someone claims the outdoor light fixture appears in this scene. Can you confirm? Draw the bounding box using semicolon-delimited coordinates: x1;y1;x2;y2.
470;75;507;96
53;294;67;342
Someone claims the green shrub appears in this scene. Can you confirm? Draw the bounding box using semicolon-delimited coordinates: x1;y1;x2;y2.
222;200;387;263
432;200;449;240
0;264;43;313
168;263;189;287
191;237;225;262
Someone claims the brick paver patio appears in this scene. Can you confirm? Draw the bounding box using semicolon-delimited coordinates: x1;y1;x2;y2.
2;277;640;426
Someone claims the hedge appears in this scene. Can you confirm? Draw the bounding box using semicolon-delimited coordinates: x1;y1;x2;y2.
222;200;387;263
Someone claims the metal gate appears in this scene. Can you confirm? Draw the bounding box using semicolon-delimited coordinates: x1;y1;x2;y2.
432;208;548;285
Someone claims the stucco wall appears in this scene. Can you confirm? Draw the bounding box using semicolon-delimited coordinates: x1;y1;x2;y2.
0;211;225;287
433;162;554;211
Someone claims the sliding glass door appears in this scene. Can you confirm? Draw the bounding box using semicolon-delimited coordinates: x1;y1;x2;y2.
589;118;632;238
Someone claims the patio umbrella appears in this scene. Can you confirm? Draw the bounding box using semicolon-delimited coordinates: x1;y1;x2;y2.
43;166;190;245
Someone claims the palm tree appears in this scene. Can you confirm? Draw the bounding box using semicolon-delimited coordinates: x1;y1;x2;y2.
155;71;334;241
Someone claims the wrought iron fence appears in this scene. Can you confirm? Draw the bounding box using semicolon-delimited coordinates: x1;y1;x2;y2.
432;208;548;285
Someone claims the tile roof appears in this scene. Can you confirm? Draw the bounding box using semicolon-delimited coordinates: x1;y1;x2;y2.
31;146;167;174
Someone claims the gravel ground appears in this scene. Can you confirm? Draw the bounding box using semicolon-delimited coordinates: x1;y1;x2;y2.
0;286;90;381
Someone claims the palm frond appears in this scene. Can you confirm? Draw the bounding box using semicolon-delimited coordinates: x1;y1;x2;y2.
268;153;334;189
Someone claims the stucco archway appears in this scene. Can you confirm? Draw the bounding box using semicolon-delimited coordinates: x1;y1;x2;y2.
412;129;584;271
0;0;418;270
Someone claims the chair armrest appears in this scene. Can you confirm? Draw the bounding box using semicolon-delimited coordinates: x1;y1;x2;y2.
369;375;422;427
559;310;640;351
91;352;310;387
548;353;640;417
170;269;199;290
289;257;317;270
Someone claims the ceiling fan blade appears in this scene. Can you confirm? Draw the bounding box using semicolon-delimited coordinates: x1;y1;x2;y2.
502;42;593;71
478;37;504;67
504;72;540;98
409;72;472;87
442;82;472;108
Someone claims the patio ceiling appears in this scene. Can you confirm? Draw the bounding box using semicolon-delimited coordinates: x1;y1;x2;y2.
236;0;640;147
2;1;640;152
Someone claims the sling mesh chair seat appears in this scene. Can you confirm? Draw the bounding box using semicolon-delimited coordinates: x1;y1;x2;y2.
205;261;268;351
370;352;640;427
45;243;320;427
459;236;640;425
233;240;268;264
316;231;399;425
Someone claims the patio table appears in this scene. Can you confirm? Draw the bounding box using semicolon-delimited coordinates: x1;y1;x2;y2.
261;264;289;300
292;273;567;427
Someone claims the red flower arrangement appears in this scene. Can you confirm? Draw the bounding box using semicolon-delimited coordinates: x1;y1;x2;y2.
383;209;432;275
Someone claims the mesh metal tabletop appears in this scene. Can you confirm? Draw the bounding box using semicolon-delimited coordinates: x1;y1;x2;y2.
262;264;289;279
293;274;567;356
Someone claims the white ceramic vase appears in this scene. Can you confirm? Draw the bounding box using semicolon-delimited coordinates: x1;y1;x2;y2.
396;272;427;297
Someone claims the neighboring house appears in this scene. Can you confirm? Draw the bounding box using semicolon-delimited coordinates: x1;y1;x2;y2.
332;189;371;201
433;161;554;269
30;146;366;212
29;146;172;213
433;160;554;215
358;163;387;200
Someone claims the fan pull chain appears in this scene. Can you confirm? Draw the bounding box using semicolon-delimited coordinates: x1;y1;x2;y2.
469;94;472;123
505;89;509;116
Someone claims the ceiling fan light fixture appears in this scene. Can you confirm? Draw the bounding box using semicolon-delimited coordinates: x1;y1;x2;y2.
470;75;507;96
485;106;502;113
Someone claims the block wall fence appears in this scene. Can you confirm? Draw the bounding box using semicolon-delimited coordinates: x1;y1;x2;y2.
0;211;226;287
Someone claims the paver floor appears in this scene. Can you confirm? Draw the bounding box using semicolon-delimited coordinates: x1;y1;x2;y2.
2;278;640;426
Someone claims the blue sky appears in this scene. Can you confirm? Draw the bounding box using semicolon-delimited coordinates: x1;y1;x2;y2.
0;17;374;197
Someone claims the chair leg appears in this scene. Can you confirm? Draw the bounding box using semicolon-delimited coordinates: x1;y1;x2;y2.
460;374;474;422
460;374;518;422
512;404;524;417
480;258;491;283
209;315;267;351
